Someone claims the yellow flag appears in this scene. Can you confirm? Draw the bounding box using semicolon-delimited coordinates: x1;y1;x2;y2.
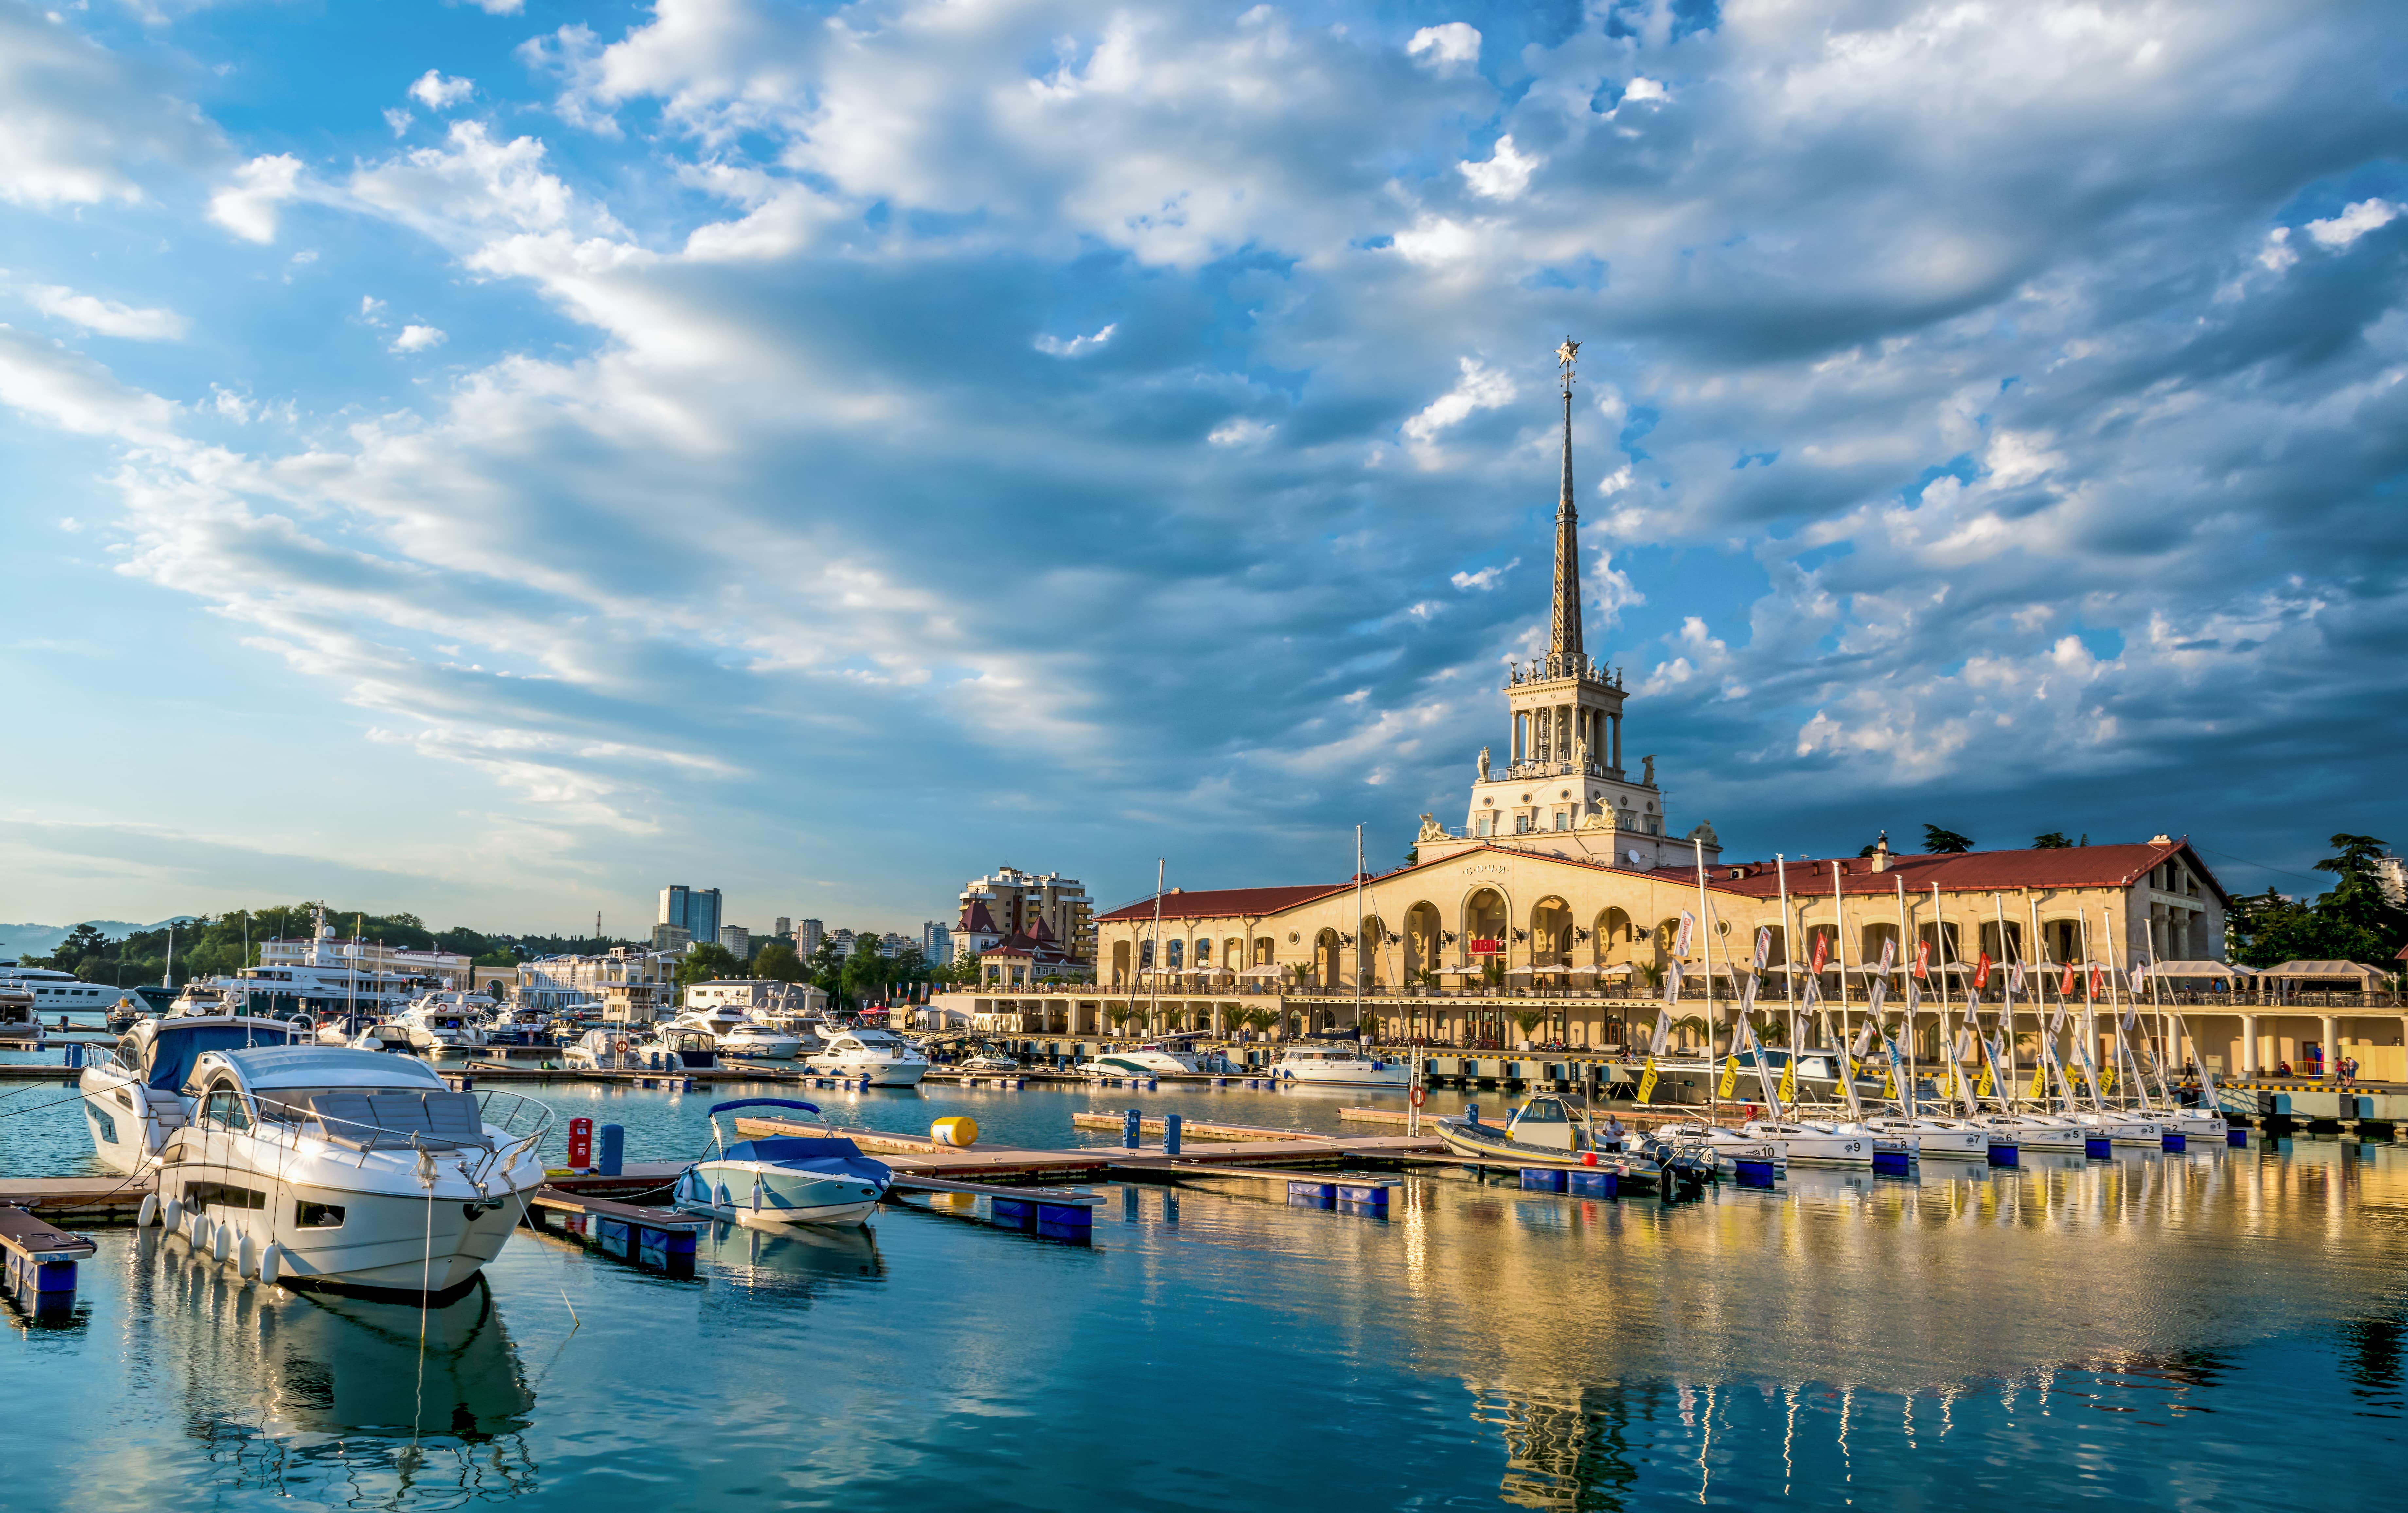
1718;1055;1738;1098
1777;1059;1797;1104
2026;1065;2046;1100
1976;1064;1993;1099
1880;1067;1897;1100
2101;1066;2116;1093
1637;1057;1660;1105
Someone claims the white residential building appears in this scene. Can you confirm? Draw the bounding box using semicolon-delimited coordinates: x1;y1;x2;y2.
260;935;473;991
684;979;829;1015
720;924;751;958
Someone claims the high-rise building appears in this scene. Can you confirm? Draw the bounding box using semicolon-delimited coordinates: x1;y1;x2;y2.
877;931;915;959
922;920;952;963
773;916;793;941
720;925;751;958
954;868;1093;964
797;919;825;957
650;923;692;953
658;885;724;948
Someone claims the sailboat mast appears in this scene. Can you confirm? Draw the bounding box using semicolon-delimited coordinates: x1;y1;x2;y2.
1354;824;1365;1034
1147;858;1165;1042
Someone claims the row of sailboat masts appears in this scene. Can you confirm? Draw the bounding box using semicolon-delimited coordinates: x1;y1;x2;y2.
1684;849;2203;1123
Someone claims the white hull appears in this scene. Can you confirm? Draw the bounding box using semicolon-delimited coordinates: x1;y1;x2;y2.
675;1162;880;1227
1276;1065;1411;1089
719;1032;803;1060
804;1054;929;1086
1741;1122;1873;1168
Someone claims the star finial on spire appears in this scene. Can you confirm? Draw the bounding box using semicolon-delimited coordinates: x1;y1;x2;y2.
1555;335;1580;389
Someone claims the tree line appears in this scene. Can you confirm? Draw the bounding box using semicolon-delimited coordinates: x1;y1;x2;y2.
23;905;633;988
676;929;940;1012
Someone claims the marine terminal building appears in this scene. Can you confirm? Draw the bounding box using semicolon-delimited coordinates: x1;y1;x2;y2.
934;343;2404;1081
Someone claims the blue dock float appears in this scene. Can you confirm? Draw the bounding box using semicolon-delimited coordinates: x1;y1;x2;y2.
2085;1136;2114;1159
1287;1180;1336;1208
1568;1169;1618;1198
1518;1168;1568;1192
1732;1158;1779;1188
1335;1181;1389;1214
2161;1131;2187;1152
2226;1126;2249;1146
0;1206;95;1314
1872;1144;1913;1177
524;1188;705;1279
1986;1143;2020;1167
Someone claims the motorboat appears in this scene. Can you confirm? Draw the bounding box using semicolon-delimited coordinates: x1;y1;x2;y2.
671;1098;893;1228
0;984;41;1047
664;1005;802;1060
77;1012;307;1174
401;1000;489;1056
638;1027;719;1069
147;1043;550;1300
1645;1117;1791;1169
805;1029;929;1086
1269;1041;1409;1090
1433;1092;1709;1195
961;1052;1021;1073
563;1027;646;1071
1078;1036;1238;1079
350;1018;435;1054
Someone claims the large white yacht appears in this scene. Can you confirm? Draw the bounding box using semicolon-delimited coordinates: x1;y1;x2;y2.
666;1005;802;1060
805;1028;930;1086
224;909;422;1019
77;1012;308;1174
400;996;490;1055
0;961;120;1021
1270;1041;1410;1090
146;1043;550;1299
0;983;44;1046
1077;1038;1239;1079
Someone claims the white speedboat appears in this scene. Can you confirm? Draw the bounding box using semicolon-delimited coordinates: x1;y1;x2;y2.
1270;1041;1409;1090
1738;1118;1874;1168
805;1029;930;1087
402;999;488;1055
351;1018;434;1054
672;1098;893;1227
148;1043;549;1299
0;984;41;1047
1078;1037;1238;1079
77;1012;307;1173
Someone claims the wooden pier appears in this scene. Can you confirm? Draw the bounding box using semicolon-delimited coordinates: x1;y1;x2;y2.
731;1114;1447;1184
521;1186;707;1276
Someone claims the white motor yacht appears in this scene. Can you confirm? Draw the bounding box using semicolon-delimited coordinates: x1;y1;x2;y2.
77;1012;307;1174
805;1029;930;1087
148;1043;549;1299
350;1018;435;1054
664;1005;803;1060
402;998;489;1056
1078;1037;1238;1079
0;961;122;1022
0;984;41;1047
564;1027;647;1070
1269;1041;1409;1090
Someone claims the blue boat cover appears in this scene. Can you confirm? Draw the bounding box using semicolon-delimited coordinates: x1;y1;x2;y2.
719;1136;891;1184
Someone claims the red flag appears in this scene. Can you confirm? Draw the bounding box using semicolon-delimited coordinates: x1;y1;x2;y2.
1810;932;1831;974
2060;962;2078;995
1912;939;1932;980
1974;951;1992;987
2089;966;2103;999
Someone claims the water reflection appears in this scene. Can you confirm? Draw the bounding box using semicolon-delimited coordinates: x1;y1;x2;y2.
699;1219;885;1307
132;1230;537;1501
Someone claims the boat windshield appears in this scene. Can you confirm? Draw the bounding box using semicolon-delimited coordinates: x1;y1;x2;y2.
146;1024;296;1091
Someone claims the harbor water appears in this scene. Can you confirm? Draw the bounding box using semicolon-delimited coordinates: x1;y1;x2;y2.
2;1068;2401;1509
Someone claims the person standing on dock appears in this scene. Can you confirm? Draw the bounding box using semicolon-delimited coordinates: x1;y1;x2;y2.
1601;1114;1625;1152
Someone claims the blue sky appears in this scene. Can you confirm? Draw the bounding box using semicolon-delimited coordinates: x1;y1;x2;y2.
3;0;2405;935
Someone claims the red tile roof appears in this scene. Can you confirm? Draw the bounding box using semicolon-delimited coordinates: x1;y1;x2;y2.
1657;839;2225;904
1094;884;1353;923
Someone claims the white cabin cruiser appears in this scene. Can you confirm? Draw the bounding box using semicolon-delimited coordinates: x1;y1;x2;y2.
77;1013;310;1174
147;1044;549;1300
0;984;41;1047
350;1018;436;1054
1270;1042;1409;1090
401;999;489;1055
1078;1038;1238;1079
668;1006;802;1060
0;962;117;1022
805;1029;930;1086
564;1027;646;1071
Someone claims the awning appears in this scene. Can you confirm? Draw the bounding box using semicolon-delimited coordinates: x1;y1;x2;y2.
2260;959;2391;985
2138;960;2259;978
1237;965;1287;979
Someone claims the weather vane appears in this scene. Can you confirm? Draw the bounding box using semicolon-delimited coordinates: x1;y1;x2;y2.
1556;335;1580;392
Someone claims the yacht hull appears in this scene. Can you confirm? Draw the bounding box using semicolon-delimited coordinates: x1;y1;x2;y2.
804;1056;929;1086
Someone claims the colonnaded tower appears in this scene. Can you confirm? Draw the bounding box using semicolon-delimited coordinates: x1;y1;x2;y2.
1414;338;1721;870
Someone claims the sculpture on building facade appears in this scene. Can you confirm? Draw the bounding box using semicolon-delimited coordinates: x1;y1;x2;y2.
1477;746;1491;781
1642;754;1656;787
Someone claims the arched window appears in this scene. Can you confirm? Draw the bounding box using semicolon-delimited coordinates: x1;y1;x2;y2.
1465;890;1507;959
1167;938;1184;969
1358;917;1385;985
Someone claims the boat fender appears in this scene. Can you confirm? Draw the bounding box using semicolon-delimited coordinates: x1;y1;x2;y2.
163;1196;183;1231
238;1233;256;1278
188;1212;207;1250
212;1222;231;1265
259;1243;281;1286
930;1116;980;1148
138;1193;159;1229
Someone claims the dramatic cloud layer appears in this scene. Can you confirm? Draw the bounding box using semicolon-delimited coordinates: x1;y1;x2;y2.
1;0;2404;925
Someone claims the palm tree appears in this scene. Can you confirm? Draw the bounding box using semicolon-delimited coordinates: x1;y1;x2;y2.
1669;1013;1710;1053
1240;1006;1276;1041
1512;1009;1547;1047
1106;1005;1132;1038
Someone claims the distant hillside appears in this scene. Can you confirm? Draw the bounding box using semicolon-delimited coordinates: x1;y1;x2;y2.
0;919;192;961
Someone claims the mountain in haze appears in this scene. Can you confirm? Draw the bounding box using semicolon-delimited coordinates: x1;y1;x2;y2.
0;919;197;960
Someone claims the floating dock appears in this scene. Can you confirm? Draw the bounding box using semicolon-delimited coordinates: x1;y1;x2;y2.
0;1205;97;1311
521;1186;708;1276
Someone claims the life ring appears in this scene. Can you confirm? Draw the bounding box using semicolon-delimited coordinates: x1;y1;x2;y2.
1409;1086;1428;1108
614;1038;631;1054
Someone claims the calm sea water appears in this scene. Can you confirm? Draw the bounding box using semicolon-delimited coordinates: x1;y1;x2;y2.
2;1064;2400;1510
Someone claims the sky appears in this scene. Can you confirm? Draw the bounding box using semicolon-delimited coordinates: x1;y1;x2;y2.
2;0;2405;937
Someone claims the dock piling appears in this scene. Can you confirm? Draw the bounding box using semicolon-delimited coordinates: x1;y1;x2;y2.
598;1124;625;1177
1123;1108;1141;1149
1165;1114;1182;1156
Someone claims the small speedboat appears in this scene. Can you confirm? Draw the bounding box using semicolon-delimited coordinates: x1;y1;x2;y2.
1433;1092;1682;1195
961;1053;1020;1073
672;1098;893;1228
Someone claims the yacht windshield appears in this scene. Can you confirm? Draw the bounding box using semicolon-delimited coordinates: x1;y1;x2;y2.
148;1024;294;1090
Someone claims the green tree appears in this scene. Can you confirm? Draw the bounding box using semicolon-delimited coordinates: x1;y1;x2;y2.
678;942;741;989
2032;831;2073;849
1923;824;1974;853
2228;834;2408;970
755;941;803;983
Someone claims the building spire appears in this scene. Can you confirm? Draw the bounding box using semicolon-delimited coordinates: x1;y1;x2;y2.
1550;336;1583;664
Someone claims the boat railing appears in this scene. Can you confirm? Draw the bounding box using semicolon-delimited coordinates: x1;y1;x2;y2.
232;1085;556;1181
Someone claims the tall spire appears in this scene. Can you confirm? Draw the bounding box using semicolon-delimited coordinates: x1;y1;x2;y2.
1550;336;1583;663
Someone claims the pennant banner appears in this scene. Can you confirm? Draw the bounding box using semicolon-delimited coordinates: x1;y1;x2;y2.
1674;911;1696;958
1754;927;1771;972
1810;932;1831;975
1637;1056;1660;1105
1878;937;1897;975
1913;938;1932;980
1718;1055;1739;1099
1974;951;1992;991
1777;1058;1797;1105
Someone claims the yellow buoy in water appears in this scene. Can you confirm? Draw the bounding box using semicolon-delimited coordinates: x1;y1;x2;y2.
929;1116;979;1148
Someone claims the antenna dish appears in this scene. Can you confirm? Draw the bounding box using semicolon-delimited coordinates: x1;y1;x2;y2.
1626;848;1643;866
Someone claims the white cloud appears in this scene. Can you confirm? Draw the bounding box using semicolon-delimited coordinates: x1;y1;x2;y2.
469;0;524;13
0;325;180;443
1207;416;1274;446
0;3;218;208
360;295;386;323
2258;226;2297;272
1451;558;1518;591
1035;322;1116;357
1407;23;1480;74
2304;198;2399;251
20;283;188;340
1402;357;1516;463
390;324;447;353
1458;135;1538;201
408;70;476;111
1620;77;1670;106
207;154;307;243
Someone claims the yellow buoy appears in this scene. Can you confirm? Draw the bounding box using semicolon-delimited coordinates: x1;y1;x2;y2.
929;1116;980;1148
